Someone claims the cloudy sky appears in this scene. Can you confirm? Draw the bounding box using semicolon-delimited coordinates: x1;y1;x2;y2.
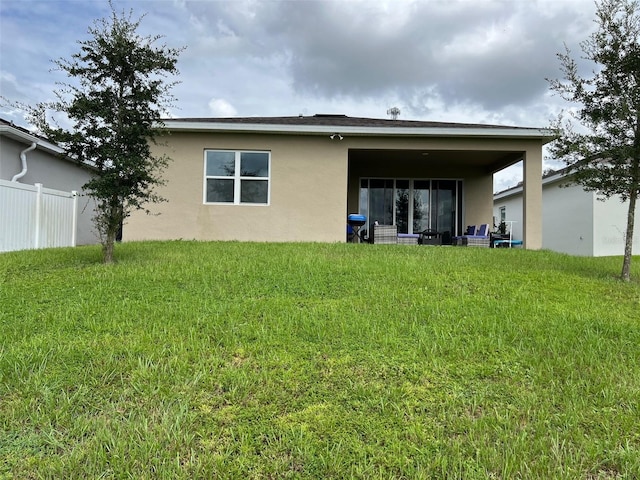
1;0;599;191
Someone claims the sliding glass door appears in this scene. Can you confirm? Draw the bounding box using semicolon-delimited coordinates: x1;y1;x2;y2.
368;179;394;227
413;180;430;233
431;180;457;234
359;178;462;236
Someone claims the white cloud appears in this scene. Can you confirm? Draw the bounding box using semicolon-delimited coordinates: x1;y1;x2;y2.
2;0;598;191
208;98;237;117
1;0;597;129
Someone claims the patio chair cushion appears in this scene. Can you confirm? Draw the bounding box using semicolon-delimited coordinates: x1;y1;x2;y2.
474;224;489;237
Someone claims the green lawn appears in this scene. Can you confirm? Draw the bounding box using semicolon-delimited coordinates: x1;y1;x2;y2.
1;241;639;479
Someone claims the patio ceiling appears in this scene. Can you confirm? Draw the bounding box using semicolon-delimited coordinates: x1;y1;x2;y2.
348;148;524;174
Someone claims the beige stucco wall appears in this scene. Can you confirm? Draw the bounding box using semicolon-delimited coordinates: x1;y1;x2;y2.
522;144;543;249
125;132;543;244
125;132;349;242
463;175;494;228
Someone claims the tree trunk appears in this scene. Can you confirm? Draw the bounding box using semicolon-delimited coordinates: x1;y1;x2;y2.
621;176;638;282
101;197;121;264
102;232;116;264
623;121;640;281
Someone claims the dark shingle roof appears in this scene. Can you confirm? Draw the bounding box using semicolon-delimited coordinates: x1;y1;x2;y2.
165;114;534;130
0;117;53;144
0;117;38;136
0;117;69;156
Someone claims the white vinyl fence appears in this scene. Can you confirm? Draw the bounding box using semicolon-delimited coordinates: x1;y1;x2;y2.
0;178;78;252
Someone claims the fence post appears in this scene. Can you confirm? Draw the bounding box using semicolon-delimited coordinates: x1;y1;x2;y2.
34;183;43;249
71;191;78;247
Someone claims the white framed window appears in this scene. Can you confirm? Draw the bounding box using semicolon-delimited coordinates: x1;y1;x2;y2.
204;150;270;205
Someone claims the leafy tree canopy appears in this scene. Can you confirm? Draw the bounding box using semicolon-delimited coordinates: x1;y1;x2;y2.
548;0;640;281
24;1;184;263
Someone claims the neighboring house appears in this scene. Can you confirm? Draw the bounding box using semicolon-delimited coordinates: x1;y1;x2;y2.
493;169;640;256
0;118;98;246
125;115;554;247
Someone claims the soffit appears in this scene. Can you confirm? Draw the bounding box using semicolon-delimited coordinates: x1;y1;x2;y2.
349;148;524;173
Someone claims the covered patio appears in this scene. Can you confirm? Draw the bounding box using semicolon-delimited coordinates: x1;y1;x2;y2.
345;134;551;249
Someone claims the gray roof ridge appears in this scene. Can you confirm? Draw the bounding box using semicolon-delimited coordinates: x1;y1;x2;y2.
163;114;538;130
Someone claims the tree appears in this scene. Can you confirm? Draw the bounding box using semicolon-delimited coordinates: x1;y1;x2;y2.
24;2;183;263
548;0;640;281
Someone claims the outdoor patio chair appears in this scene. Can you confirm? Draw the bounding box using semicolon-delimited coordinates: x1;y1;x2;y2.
454;223;491;247
371;224;398;244
453;225;475;245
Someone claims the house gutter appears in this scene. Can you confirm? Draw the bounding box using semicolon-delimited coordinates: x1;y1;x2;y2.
0;123;65;155
161;120;557;144
11;142;37;182
0;122;74;181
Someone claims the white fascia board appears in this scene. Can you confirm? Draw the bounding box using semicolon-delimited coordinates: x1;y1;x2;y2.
543;171;568;184
0;124;65;155
162;120;556;142
494;187;523;200
494;171;572;200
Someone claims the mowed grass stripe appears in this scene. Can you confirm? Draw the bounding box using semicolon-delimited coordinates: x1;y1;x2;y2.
1;241;639;479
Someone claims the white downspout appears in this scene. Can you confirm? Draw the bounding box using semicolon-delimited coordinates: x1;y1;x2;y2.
12;142;37;182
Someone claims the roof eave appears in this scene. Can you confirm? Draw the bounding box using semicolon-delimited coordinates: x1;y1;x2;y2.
494;170;574;199
0;124;65;155
161;120;556;143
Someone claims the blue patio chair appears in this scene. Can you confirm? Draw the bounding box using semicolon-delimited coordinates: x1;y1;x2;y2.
453;225;475;245
454;223;490;247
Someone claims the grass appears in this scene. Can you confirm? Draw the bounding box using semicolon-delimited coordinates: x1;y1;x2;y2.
1;241;639;479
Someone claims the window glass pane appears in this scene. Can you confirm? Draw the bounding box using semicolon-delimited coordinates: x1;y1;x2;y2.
369;179;394;225
431;180;456;234
206;151;235;176
359;179;368;219
413;180;430;233
457;181;463;235
240;152;269;177
206;178;234;203
240;179;268;204
395;180;409;234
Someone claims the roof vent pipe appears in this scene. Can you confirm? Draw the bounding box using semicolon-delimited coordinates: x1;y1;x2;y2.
12;142;36;182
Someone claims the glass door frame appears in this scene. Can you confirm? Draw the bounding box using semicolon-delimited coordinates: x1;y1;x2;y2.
359;177;463;236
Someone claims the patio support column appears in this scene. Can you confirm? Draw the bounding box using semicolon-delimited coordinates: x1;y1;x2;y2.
522;144;543;249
